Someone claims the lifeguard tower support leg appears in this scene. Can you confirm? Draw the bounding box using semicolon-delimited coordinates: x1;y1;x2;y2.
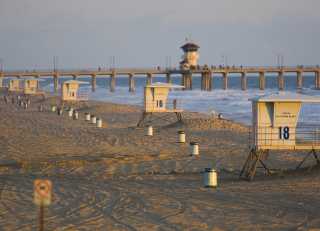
296;149;320;169
240;149;270;181
175;112;183;122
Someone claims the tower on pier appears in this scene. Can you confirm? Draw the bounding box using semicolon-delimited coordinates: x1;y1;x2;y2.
180;40;200;70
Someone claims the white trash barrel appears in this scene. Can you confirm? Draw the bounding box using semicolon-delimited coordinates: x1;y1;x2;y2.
85;113;91;121
203;168;217;188
91;115;97;124
68;109;73;117
147;125;153;136
178;131;186;143
38;104;43;112
57;108;63;116
190;142;199;156
96;118;102;128
51;105;57;112
73;111;79;120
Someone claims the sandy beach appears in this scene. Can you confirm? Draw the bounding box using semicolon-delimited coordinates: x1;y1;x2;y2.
1;91;320;230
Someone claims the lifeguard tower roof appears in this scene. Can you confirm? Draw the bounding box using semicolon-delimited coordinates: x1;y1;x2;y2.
146;82;184;89
63;80;89;85
180;42;200;52
250;93;320;103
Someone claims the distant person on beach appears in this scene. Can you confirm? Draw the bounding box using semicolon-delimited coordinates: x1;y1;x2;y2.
3;95;8;104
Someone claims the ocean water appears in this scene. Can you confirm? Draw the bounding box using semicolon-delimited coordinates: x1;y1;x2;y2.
4;74;320;125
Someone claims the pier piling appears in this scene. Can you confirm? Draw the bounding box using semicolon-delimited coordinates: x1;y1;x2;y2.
223;72;228;90
166;73;171;84
296;71;303;89
110;72;116;92
129;73;135;92
241;72;247;91
146;73;152;85
315;71;320;89
53;74;59;93
259;72;265;90
182;71;192;90
278;71;284;90
201;71;212;91
0;73;3;88
91;74;96;92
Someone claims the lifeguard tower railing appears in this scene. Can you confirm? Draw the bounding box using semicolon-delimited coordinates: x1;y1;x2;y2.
145;98;183;112
250;122;320;150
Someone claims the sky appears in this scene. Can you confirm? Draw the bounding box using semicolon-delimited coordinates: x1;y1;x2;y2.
0;0;319;70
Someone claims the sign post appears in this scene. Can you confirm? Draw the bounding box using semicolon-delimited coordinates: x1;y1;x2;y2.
34;179;52;231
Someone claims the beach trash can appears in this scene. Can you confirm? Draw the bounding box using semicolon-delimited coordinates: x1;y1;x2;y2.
85;113;91;121
147;125;153;136
57;108;63;115
51;105;57;112
203;168;217;188
91;115;97;124
178;130;186;143
96;118;102;128
190;142;199;156
38;104;43;112
68;109;73;117
73;111;79;120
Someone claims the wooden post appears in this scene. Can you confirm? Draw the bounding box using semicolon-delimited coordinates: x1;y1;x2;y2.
146;73;152;85
296;71;303;89
110;72;116;92
129;73;135;92
223;72;228;90
278;71;284;90
39;203;44;231
259;72;265;90
91;74;96;92
241;72;247;91
166;73;171;83
53;74;59;93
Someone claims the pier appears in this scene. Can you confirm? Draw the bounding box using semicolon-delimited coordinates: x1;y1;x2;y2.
1;65;320;92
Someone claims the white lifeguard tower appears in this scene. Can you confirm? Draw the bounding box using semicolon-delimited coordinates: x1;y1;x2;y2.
61;80;89;102
240;93;320;180
8;79;22;92
137;82;184;127
23;78;45;96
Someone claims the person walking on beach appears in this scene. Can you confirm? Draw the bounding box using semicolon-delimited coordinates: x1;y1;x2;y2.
3;95;8;104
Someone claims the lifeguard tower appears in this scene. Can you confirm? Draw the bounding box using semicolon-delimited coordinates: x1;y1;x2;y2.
180;40;200;70
8;79;22;92
61;80;89;102
23;78;45;96
137;83;184;127
240;93;320;180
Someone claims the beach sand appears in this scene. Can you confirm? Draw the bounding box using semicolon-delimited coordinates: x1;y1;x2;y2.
1;92;320;230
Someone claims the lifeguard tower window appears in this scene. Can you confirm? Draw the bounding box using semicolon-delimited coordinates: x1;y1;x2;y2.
240;93;320;181
157;100;163;108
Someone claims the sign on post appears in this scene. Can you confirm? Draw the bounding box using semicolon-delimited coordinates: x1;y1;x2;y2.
34;179;52;206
